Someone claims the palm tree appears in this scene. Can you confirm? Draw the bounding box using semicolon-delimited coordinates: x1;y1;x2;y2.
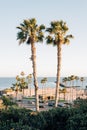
20;71;28;96
70;75;75;86
70;75;75;102
80;77;84;88
12;74;27;101
26;74;32;96
67;76;72;102
20;77;28;96
12;83;21;101
61;88;67;100
41;77;47;100
75;76;79;99
46;20;73;107
75;76;79;86
13;75;21;100
16;18;45;111
62;77;68;87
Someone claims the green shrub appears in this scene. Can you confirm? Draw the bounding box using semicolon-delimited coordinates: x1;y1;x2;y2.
0;99;87;130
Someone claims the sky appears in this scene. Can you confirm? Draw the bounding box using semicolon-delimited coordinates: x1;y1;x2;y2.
0;0;87;77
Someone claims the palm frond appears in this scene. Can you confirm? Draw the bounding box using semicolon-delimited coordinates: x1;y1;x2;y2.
17;31;27;40
62;23;68;31
20;23;25;27
19;39;26;45
64;34;74;44
26;37;31;44
39;24;45;30
17;32;24;39
46;35;53;44
46;28;52;33
64;38;70;44
53;40;57;46
16;26;22;30
24;19;30;27
17;31;27;44
30;18;36;25
16;26;27;32
50;21;56;28
66;34;74;39
37;36;43;42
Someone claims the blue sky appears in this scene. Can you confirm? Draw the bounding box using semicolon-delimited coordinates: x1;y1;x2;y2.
0;0;87;77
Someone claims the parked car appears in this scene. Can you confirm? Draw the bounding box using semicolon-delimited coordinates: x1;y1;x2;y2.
58;102;66;107
39;105;44;108
48;101;55;106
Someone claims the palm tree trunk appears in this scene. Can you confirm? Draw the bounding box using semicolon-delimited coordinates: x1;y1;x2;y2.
31;42;39;111
16;91;18;101
55;43;62;107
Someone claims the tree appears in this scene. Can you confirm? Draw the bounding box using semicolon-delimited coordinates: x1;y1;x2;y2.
46;20;73;107
41;77;47;100
75;76;79;86
75;76;79;99
80;77;84;88
62;77;68;87
17;18;45;111
1;96;17;110
20;71;28;96
26;74;32;96
70;75;75;102
12;75;21;101
61;88;67;100
12;83;21;101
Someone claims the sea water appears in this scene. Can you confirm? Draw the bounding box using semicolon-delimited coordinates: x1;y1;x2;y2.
0;77;87;90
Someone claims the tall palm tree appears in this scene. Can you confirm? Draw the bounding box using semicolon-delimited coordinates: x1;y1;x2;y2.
41;77;47;100
20;71;28;96
75;76;79;86
70;75;75;102
16;18;45;111
67;76;72;102
12;83;21;101
26;74;32;96
12;75;21;100
62;77;68;87
75;76;79;99
61;88;67;100
70;75;75;86
80;77;84;88
46;20;73;107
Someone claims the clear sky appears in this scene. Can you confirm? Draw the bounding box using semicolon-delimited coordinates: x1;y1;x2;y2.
0;0;87;77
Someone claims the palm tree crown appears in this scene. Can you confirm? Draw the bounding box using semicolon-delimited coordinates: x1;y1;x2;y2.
17;18;45;44
46;20;73;45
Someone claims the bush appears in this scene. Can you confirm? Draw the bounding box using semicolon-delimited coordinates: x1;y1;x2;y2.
0;99;87;130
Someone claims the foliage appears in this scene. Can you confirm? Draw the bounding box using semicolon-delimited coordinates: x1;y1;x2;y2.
0;99;87;130
1;96;17;110
67;113;87;130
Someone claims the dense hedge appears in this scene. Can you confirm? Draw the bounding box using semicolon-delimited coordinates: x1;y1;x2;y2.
0;99;87;130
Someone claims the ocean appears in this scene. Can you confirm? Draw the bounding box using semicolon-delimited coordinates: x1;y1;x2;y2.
0;77;87;90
